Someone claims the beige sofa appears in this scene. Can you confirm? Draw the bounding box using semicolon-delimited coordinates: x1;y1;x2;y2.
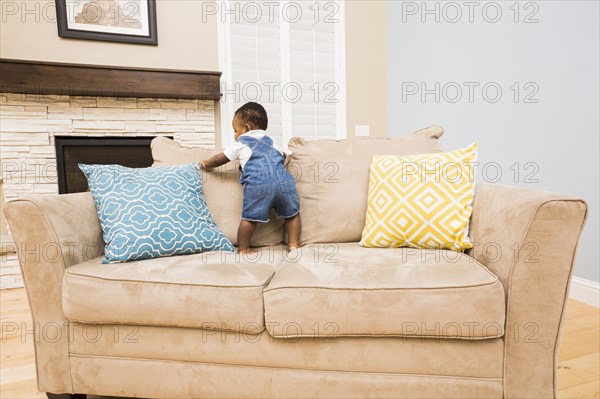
4;127;588;399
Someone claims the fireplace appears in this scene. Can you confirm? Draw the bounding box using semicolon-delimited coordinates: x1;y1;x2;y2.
0;59;220;204
55;137;171;194
1;59;221;290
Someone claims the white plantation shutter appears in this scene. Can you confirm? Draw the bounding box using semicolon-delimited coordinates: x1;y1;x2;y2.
225;4;284;145
288;1;339;140
218;0;346;149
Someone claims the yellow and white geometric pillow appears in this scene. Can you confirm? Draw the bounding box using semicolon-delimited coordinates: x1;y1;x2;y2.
359;142;477;251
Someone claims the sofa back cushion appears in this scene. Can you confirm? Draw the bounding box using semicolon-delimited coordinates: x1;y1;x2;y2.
151;137;284;246
287;126;444;244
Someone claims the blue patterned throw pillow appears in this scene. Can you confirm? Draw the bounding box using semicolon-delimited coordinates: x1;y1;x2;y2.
79;163;235;263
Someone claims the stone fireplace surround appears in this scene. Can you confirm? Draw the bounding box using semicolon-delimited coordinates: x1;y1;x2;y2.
0;59;222;289
0;92;217;202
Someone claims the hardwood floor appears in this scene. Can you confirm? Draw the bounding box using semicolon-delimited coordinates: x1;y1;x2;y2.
1;288;599;398
556;299;600;398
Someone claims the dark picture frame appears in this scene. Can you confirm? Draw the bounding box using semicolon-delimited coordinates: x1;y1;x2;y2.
55;0;158;45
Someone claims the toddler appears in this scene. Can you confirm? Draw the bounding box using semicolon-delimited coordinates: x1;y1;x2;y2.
200;102;301;253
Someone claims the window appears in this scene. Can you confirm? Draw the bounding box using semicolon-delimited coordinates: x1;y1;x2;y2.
217;0;346;149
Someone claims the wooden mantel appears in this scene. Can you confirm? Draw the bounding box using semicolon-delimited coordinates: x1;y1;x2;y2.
0;58;222;100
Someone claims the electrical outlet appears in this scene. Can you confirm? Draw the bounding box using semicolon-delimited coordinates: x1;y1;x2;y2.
355;125;370;137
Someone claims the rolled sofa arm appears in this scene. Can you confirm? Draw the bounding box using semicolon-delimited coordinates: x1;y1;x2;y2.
468;183;588;399
4;192;104;394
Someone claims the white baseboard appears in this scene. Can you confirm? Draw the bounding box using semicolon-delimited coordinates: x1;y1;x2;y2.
569;276;600;308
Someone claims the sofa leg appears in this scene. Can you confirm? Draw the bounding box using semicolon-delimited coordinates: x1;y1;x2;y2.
46;394;86;399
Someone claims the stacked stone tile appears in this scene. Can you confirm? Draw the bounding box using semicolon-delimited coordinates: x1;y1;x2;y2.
0;92;217;202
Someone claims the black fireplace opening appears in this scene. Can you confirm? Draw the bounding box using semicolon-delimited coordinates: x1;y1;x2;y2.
55;136;172;194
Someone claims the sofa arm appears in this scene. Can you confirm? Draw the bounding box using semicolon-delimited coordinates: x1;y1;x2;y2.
4;192;103;394
468;183;588;399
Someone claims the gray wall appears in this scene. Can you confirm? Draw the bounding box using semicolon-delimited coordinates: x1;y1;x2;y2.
387;1;599;282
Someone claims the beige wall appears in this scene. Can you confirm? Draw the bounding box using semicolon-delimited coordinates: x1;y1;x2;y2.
345;1;388;138
0;1;387;141
0;0;219;71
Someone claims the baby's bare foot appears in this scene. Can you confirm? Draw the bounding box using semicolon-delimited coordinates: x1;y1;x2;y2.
287;242;300;252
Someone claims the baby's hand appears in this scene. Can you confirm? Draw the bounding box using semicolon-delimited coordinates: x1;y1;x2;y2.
199;161;211;171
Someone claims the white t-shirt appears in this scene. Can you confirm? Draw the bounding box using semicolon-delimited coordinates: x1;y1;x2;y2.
223;130;284;170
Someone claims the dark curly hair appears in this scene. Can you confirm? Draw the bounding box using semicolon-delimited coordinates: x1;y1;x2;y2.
234;102;268;130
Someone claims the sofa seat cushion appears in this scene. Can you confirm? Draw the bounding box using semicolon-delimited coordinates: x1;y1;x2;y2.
263;243;505;339
63;248;286;332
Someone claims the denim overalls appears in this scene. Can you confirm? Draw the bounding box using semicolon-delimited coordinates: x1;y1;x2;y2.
237;135;300;223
